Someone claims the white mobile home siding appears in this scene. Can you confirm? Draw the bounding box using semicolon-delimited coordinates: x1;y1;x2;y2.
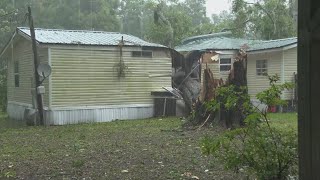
45;46;172;124
6;38;49;120
50;47;172;108
200;53;235;86
282;47;297;100
7;38;33;105
247;51;282;99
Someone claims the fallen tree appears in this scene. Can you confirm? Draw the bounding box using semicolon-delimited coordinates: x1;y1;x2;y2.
220;48;248;127
173;51;202;114
177;48;249;128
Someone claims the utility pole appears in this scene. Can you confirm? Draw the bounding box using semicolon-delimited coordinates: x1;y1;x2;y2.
28;6;44;125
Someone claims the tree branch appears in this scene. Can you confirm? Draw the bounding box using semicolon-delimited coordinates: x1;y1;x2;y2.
221;19;252;32
243;1;277;38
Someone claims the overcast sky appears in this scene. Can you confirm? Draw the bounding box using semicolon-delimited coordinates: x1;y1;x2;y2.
206;0;232;17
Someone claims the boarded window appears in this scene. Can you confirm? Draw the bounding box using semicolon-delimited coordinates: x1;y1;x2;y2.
132;51;153;58
14;61;19;87
220;58;232;71
256;60;268;76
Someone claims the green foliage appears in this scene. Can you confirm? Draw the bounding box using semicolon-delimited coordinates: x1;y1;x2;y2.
256;74;294;107
202;121;298;179
0;0;298;50
0;0;218;49
210;10;234;32
145;0;212;46
202;74;297;179
231;0;297;39
206;85;252;116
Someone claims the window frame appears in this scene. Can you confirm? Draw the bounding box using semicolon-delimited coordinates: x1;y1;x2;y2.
131;50;153;58
219;58;232;72
256;59;268;76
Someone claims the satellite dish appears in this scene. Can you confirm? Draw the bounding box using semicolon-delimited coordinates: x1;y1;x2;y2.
37;64;52;78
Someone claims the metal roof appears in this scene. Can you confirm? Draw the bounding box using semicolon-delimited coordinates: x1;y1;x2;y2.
175;33;297;52
248;37;297;51
17;27;167;48
181;31;233;44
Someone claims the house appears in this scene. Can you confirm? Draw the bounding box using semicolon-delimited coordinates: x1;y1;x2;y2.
0;27;172;125
174;32;297;108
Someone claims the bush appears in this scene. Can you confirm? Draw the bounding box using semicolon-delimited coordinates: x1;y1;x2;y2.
201;75;298;179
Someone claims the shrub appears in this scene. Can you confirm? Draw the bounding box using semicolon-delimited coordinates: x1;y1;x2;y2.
201;75;298;179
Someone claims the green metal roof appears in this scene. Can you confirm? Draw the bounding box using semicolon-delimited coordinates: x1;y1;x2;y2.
248;37;297;51
175;33;297;52
17;27;167;48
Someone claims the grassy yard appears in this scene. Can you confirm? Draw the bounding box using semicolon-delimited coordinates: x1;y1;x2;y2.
0;113;297;180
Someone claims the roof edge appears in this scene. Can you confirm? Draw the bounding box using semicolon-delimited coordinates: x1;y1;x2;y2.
17;27;168;49
17;27;121;34
181;31;232;45
37;43;172;50
0;28;172;58
247;42;297;52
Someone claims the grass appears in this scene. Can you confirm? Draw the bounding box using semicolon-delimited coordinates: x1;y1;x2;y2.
0;113;297;179
268;112;297;130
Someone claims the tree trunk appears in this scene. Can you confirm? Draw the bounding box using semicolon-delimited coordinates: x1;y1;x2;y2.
221;50;248;128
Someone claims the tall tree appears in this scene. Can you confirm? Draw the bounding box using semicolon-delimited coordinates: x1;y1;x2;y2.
231;0;297;39
119;0;154;38
183;0;209;26
0;0;24;49
145;0;216;46
210;10;234;32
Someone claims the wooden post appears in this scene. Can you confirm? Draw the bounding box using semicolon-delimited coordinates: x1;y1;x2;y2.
28;6;44;125
298;0;320;179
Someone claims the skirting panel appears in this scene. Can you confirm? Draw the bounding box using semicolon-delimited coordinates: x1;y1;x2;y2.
7;102;154;125
47;105;154;125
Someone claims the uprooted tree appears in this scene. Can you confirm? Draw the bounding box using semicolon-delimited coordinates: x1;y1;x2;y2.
173;51;202;114
175;47;249;128
220;48;248;127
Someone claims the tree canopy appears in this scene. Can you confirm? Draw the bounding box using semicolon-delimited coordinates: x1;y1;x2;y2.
231;0;297;39
0;0;297;50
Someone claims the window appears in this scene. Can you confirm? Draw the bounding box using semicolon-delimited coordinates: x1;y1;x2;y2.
220;58;232;71
256;60;268;76
132;51;153;58
14;61;19;87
